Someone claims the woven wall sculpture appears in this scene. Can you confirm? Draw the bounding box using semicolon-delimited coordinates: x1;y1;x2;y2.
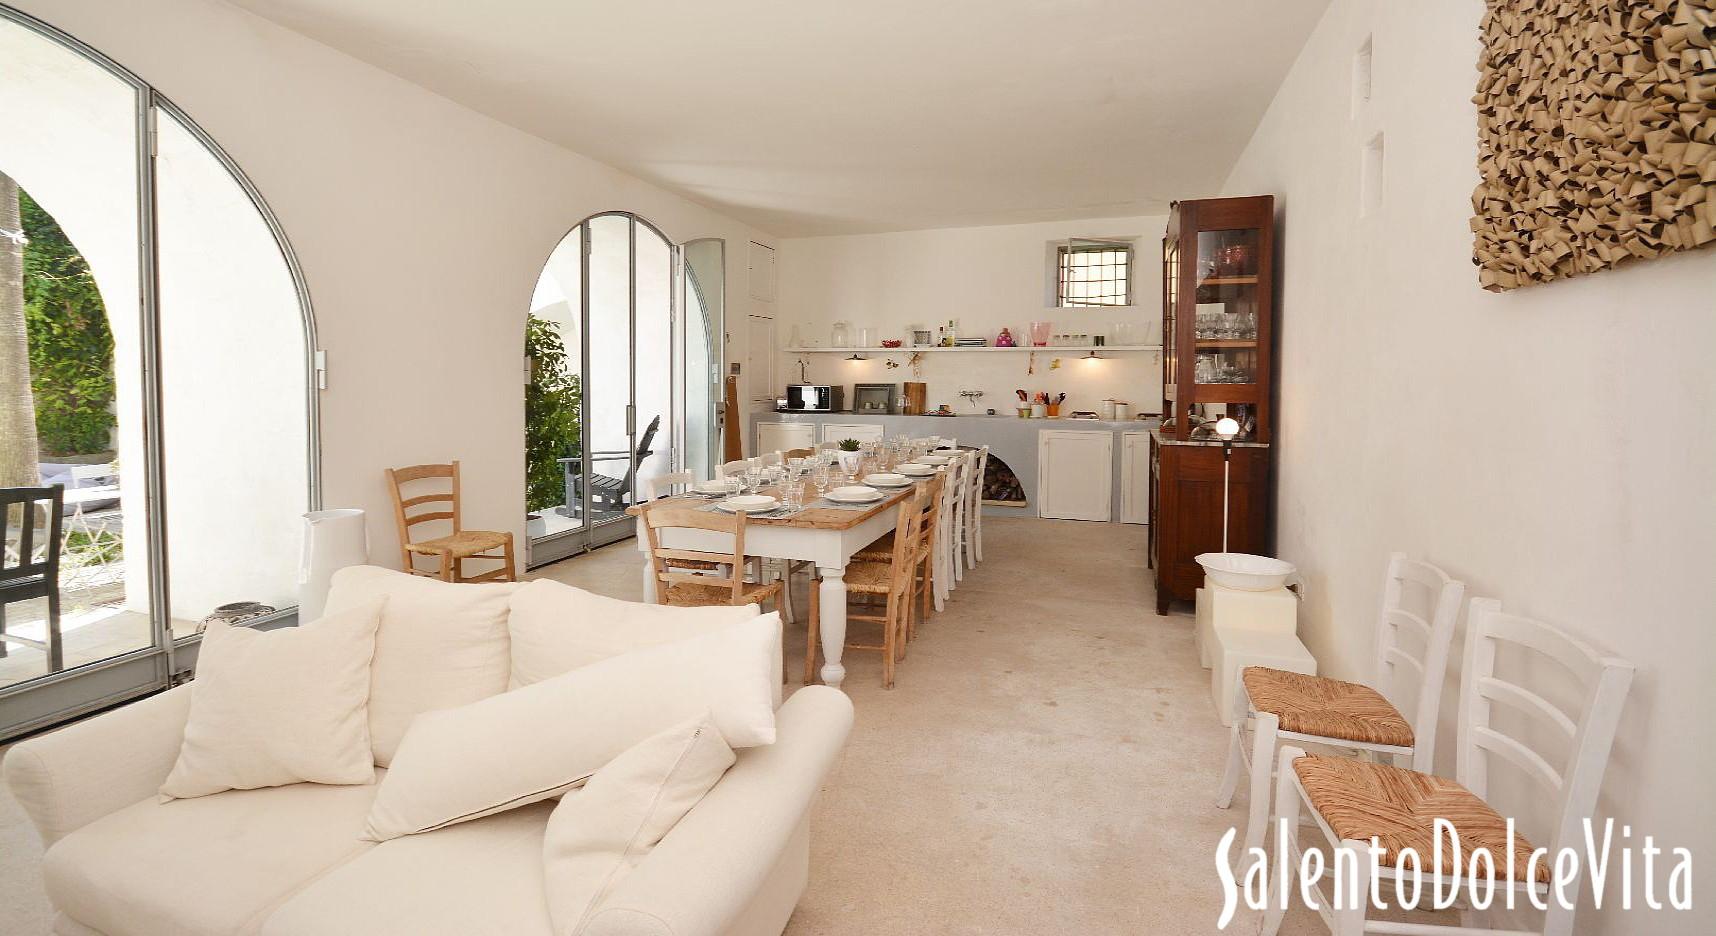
1471;0;1716;291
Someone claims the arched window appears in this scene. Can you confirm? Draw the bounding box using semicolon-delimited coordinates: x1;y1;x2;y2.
0;7;316;737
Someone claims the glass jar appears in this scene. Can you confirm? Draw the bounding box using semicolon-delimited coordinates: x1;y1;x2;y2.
831;320;851;348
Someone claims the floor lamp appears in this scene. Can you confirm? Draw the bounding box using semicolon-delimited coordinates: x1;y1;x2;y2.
1214;417;1240;553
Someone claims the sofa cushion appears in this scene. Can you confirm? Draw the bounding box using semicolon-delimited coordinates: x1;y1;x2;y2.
544;716;735;934
324;565;519;766
507;579;759;690
160;598;384;800
258;802;556;936
363;614;780;842
42;777;382;936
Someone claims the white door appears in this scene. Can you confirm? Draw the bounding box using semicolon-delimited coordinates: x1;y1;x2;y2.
745;315;776;407
821;423;885;445
1120;431;1151;524
757;422;815;455
1037;430;1114;521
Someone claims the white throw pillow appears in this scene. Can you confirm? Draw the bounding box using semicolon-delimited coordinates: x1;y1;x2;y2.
324;565;519;766
159;598;385;800
543;715;734;935
507;579;760;689
363;613;779;841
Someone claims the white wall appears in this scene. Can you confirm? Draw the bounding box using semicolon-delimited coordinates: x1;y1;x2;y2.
776;216;1164;417
14;0;776;566
1223;2;1715;932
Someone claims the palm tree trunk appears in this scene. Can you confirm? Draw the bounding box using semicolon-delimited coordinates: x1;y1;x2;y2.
0;169;43;489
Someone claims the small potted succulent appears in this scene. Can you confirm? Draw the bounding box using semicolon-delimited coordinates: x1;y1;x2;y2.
836;438;864;475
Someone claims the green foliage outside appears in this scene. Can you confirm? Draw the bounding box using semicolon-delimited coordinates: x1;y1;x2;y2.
20;189;116;457
525;314;582;514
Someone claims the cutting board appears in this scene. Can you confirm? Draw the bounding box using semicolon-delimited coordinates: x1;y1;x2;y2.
903;382;927;415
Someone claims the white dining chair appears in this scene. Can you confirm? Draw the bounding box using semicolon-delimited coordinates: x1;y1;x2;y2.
717;458;754;480
758;451;783;467
1260;599;1635;936
640;470;694;500
948;451;970;584
961;445;988;570
1216;553;1465;856
931;454;965;610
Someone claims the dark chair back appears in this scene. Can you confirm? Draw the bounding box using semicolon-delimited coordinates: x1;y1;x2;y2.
2;485;65;586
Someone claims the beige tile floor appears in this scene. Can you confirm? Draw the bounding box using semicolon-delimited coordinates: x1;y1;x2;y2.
1;517;1332;934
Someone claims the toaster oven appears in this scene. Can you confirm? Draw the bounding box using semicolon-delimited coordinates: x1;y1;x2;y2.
779;384;843;413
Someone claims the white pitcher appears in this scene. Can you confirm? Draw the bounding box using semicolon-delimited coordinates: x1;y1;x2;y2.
298;508;368;623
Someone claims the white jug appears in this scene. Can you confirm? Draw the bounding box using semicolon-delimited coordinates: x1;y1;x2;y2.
298;508;368;623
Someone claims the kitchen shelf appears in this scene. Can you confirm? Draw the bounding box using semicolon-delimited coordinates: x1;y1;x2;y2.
1194;339;1258;348
788;345;1162;353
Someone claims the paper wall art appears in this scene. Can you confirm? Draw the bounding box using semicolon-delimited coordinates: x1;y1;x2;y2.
1471;0;1716;290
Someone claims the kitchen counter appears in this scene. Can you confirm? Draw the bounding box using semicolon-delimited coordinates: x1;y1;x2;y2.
1150;427;1270;448
751;411;1162;521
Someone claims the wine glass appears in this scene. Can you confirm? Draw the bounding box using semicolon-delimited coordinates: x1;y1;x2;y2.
810;464;831;500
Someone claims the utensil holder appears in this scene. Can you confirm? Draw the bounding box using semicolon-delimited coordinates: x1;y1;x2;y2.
1030;403;1047;418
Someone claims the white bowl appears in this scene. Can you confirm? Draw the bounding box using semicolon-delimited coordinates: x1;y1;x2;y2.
1195;553;1296;591
718;494;777;513
897;463;936;476
863;472;910;487
826;485;883;503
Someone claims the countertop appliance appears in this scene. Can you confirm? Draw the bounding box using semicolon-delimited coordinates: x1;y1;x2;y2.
779;384;843;413
852;382;898;414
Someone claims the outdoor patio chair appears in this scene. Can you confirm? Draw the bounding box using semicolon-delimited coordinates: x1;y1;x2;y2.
557;415;660;518
1;485;66;671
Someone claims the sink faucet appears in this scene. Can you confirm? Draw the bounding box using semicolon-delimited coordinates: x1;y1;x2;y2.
959;390;984;410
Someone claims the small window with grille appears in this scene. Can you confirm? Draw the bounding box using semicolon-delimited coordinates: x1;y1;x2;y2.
1055;241;1132;307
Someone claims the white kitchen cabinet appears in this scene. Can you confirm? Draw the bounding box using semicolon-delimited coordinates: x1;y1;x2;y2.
820;423;885;445
1119;431;1152;525
1037;430;1113;521
757;421;816;455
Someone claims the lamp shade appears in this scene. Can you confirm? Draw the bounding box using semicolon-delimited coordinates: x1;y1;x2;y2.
298;508;368;623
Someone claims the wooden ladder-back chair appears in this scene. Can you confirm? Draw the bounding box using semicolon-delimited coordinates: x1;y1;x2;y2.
854;472;943;642
639;502;782;610
1;485;65;671
1260;599;1635;936
385;461;516;583
806;485;925;689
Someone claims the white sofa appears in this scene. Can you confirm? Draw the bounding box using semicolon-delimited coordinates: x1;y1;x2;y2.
3;573;853;936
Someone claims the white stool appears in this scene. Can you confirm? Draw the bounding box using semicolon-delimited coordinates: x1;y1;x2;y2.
1196;584;1298;668
1210;629;1316;726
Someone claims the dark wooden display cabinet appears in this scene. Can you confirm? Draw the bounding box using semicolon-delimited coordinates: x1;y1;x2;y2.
1149;195;1277;614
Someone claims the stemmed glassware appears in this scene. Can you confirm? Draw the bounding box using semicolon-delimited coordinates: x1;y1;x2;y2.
810;463;832;500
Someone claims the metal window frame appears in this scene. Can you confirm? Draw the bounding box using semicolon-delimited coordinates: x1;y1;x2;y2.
0;3;320;738
1057;242;1134;308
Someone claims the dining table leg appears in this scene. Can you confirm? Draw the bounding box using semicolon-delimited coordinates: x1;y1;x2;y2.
817;565;848;690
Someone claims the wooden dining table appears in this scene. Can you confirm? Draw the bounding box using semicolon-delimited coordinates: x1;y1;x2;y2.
627;480;927;690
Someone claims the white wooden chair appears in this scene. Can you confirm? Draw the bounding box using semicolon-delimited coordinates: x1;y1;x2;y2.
717;458;754;480
1217;553;1465;855
961;445;988;570
931;454;965;610
757;451;783;467
640;470;694;500
1260;599;1635;936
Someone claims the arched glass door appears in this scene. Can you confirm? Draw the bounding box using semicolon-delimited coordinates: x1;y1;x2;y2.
0;8;316;739
525;216;721;566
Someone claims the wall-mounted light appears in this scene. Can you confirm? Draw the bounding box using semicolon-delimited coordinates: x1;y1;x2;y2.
1082;350;1102;361
845;352;868;361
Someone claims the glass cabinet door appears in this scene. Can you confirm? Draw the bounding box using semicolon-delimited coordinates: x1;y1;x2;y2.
1191;228;1261;392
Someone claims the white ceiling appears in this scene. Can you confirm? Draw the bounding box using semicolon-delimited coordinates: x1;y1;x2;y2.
229;0;1329;237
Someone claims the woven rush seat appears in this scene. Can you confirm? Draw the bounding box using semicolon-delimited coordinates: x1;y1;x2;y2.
1293;755;1548;883
406;530;511;558
853;532;895;563
662;579;781;608
838;560;897;595
1243;667;1414;747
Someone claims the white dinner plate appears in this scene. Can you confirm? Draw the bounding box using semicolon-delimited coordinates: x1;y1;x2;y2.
896;463;936;476
915;455;953;465
717;494;778;513
825;486;883;504
693;480;732;494
863;473;912;488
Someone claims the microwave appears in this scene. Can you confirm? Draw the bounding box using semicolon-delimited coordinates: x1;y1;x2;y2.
779;384;843;412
